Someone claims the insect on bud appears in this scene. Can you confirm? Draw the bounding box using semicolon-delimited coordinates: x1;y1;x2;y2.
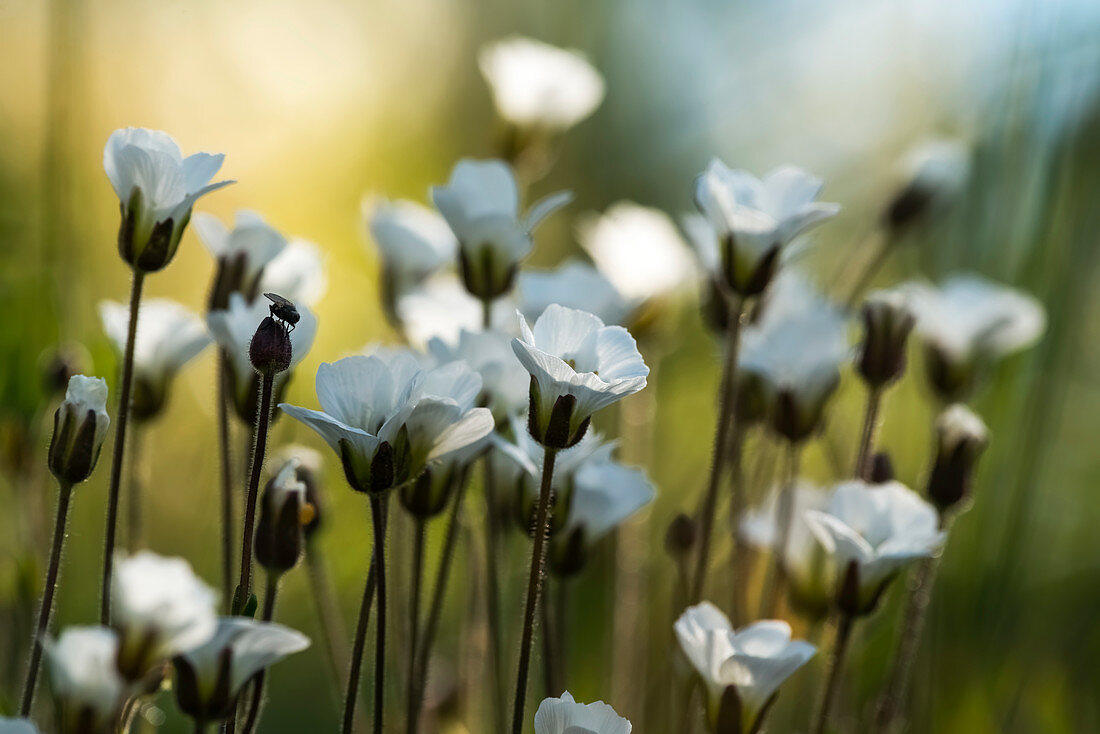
664;513;697;559
249;317;292;376
254;461;307;574
858;290;915;388
48;375;111;486
927;404;989;512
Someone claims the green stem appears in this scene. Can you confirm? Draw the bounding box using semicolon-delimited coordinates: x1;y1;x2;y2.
813;613;855;734
690;296;744;602
100;269;145;624
511;447;558;734
726;422;747;627
217;350;235;613
854;387;883;480
241;573;280;734
19;481;73;716
405;519;426;734
236;371;275;608
342;541;377;734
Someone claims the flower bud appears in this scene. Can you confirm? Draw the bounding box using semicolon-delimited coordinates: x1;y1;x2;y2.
39;344;90;398
720;235;780;299
248;316;292;376
271;446;325;539
548;525;588;577
923;343;976;404
400;462;462;518
927;404;989;512
207;251;251;312
869;451;895;484
771;382;835;445
858;290;914;388
130;374;169;423
255;461;308;574
526;380;591;450
48;376;110;486
883;140;969;234
173;647;234;723
664;513;697;560
836;559;890;618
456;228;522;302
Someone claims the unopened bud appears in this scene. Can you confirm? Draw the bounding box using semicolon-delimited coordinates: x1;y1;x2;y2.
400;463;461;518
869;451;895;484
720;234;780;298
771;382;837;445
254;461;306;573
457;233;522;302
271;446;325;538
248;317;292;375
665;513;697;559
883;140;970;234
858;290;914;388
927;404;989;512
48;375;110;485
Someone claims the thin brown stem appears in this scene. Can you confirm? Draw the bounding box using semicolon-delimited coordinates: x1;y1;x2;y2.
405;519;426;734
481;455;507;734
690;296;744;602
342;541;377;734
20;481;73;715
854;387;883;480
236;371;275;610
100;269;145;624
813;613;855;734
368;495;388;734
725;423;747;627
217;350;235;613
125;423;144;551
511;447;558;734
241;573;280;734
759;444;802;619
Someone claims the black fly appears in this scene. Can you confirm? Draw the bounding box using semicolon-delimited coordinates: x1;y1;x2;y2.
264;292;300;333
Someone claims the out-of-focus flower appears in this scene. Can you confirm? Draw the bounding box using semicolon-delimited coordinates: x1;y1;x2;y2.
432;159;571;301
533;691;631;734
428;329;529;423
517;260;632;325
99;299;210;421
194;210;287;310
365;197;456;323
45;627;125;734
259;239;328;308
397;274;515;348
479;37;605;132
48;375;110;485
857;288;914;389
111;551;218;680
694;161;839;297
739;273;849;443
512;305;648;448
904;274;1045;401
0;718;39;734
104;127;233;273
172;618;309;725
269;445;325;539
927;404;989;512
884;139;971;233
578;202;695;303
280;354;494;495
741;481;832;620
207;293;317;421
255;460;308;573
674;602;815;732
804;480;945;616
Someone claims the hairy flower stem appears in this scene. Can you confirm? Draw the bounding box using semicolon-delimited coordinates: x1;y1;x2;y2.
690;296;744;603
511;447;559;734
306;540;351;692
217;350;235;613
813;613;855;734
19;481;73;716
873;549;946;732
405;519;426;734
236;372;275;609
342;544;377;734
240;572;281;734
125;424;144;551
759;444;802;618
100;269;145;624
368;495;389;734
854;387;883;480
411;469;471;730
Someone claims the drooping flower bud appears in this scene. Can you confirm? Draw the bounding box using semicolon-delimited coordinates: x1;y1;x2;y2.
255;461;309;574
858;289;914;388
927;404;989;512
48;376;110;486
248;317;292;376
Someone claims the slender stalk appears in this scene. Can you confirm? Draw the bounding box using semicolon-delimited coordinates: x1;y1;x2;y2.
854;387;883;480
342;543;377;734
194;722;209;734
511;447;559;734
690;296;744;602
100;269;145;624
241;573;280;734
411;469;471;730
759;444;802;618
725;422;747;626
368;495;389;734
19;481;73;715
873;553;944;733
217;350;235;613
236;372;275;609
539;581;561;698
405;519;426;734
125;423;144;551
843;230;892;308
306;541;351;691
812;613;855;734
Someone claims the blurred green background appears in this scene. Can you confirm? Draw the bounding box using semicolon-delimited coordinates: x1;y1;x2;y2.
2;0;1100;732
